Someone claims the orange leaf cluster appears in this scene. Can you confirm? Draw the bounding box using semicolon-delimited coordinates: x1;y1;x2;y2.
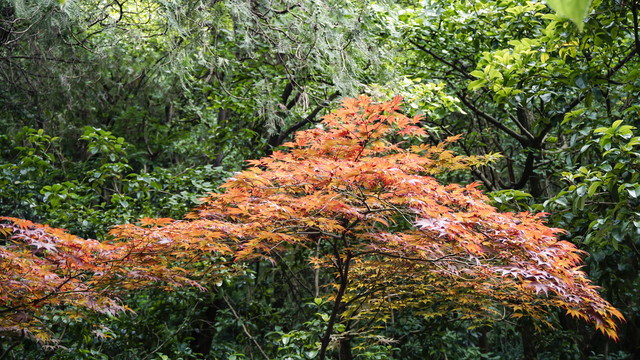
0;216;231;342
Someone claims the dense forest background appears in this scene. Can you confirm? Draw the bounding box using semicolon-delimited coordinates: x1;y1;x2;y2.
1;0;639;358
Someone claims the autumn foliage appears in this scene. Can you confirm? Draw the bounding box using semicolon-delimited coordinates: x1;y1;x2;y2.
1;96;623;352
113;96;622;352
0;216;226;342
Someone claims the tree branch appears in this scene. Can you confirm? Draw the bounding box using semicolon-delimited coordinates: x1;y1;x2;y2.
319;250;352;360
458;93;530;146
271;91;340;147
631;0;640;61
410;39;474;79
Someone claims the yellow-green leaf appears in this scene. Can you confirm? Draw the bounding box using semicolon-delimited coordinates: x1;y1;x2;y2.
545;0;593;31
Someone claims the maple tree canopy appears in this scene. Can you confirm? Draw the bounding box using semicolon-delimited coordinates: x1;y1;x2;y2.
1;95;623;349
113;95;623;348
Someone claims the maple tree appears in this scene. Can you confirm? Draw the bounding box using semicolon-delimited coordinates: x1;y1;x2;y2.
110;95;623;358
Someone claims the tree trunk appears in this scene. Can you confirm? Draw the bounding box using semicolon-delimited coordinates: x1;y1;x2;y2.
319;251;352;360
213;108;228;167
519;318;537;360
338;335;353;360
190;295;224;358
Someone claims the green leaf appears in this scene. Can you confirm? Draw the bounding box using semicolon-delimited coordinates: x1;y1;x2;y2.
611;119;624;130
555;198;568;207
587;181;601;197
540;52;549;63
545;0;593;31
469;70;485;78
467;79;487;91
577;195;586;211
574;74;588;89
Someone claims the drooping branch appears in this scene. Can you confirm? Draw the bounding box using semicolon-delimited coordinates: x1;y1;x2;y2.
268;91;340;148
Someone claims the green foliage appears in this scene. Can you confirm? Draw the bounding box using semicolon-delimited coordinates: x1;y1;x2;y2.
0;126;228;238
266;300;326;360
539;120;640;355
382;0;640;356
1;0;395;168
389;0;639;203
80;126;130;163
489;189;534;212
546;120;640;281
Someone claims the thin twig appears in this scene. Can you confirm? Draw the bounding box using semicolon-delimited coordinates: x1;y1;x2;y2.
222;295;270;360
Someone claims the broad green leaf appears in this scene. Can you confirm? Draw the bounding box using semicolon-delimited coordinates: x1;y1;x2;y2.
587;181;601;197
545;0;593;31
611;119;624;130
467;79;487;91
470;70;485;78
577;195;586;210
541;52;549;63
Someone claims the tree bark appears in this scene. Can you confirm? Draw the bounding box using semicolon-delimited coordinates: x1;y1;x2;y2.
213;108;228;167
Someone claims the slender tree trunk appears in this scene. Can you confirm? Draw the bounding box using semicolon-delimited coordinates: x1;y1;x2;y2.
319;251;352;360
479;327;488;354
213;108;228;167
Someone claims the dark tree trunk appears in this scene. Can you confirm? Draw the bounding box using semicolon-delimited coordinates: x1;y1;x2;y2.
190;295;224;357
519;318;537;360
338;336;353;360
319;251;352;360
